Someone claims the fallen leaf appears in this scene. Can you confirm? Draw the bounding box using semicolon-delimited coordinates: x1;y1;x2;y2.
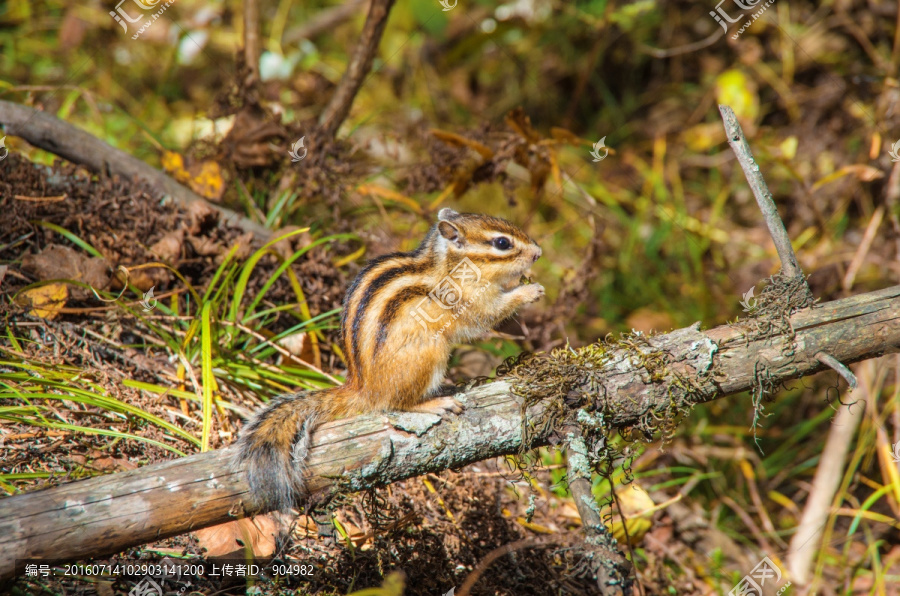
293;515;318;538
161;151;191;184
715;69;759;132
90;457;138;472
59;6;87;50
278;332;315;365
21;244;109;300
193;515;278;559
186;159;225;202
150;230;185;263
811;164;885;192
124;268;170;293
18;283;68;319
187;235;223;257
188;200;220;235
600;483;657;546
220;232;254;263
223;107;286;168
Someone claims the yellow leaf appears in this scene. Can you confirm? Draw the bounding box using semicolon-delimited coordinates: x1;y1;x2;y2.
516;517;556;534
600;484;658;546
716;69;759;126
683;122;724;152
20;283;68;319
811;164;884;192
160;150;190;183
188;160;225;201
779;136;798;160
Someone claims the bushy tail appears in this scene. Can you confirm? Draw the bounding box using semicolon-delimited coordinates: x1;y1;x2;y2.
234;391;320;512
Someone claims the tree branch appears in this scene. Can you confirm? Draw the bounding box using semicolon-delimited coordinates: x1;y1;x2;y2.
719;104;801;278
1;285;899;580
318;0;396;138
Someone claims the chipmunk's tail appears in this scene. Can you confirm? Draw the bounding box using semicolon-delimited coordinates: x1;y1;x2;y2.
234;391;323;512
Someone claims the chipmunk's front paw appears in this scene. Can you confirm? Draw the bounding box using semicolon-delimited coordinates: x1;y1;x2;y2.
517;283;545;303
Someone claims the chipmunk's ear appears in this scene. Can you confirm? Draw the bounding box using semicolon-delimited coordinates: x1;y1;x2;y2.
437;208;463;247
437;217;463;248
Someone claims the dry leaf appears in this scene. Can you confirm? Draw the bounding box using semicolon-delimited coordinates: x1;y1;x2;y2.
811;164;885;192
188;200;220;235
221;232;254;263
600;483;657;546
187;235;223;257
21;244;109;300
193;515;279;559
150;230;185;263
19;283;68;319
505;107;541;144
278;332;316;365
187;160;225;202
293;515;319;538
125;268;170;292
161;151;191;184
223;107;286;168
90;457;138;472
59;6;87;50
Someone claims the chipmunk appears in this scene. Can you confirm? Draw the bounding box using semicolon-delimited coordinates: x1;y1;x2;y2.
235;208;544;512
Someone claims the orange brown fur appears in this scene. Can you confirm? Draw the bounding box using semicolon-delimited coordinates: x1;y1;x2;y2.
234;209;543;511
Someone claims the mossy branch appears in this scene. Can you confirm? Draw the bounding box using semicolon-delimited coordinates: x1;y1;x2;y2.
1;285;899;581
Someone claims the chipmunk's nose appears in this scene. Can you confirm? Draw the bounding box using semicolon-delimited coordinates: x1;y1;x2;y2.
532;247;542;262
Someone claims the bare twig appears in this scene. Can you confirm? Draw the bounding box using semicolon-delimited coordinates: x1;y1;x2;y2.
318;0;396;138
718;105;802;278
0;100;271;239
283;0;366;45
815;352;859;390
638;27;724;59
242;0;260;86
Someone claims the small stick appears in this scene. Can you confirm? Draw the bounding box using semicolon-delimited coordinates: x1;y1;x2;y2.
718;105;802;278
815;352;858;390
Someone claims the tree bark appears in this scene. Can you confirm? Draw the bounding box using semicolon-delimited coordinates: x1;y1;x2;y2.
1;284;898;580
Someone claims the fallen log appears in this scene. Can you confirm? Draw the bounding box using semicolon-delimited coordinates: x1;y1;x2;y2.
1;284;898;581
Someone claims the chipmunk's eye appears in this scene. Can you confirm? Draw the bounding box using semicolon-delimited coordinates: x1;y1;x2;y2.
491;237;512;250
